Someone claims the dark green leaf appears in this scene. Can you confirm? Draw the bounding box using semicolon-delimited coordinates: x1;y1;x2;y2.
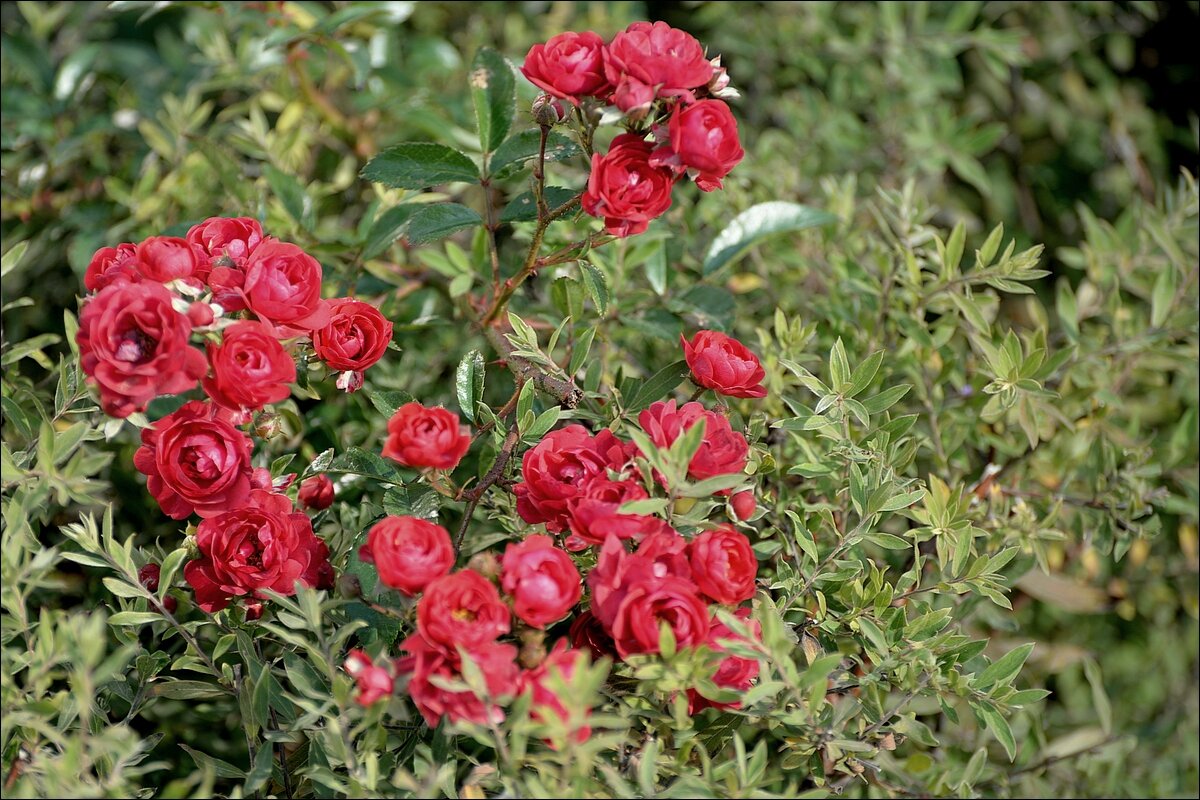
704;202;837;274
471;47;515;153
361;143;479;189
455;349;485;422
629;360;688;411
406;204;483;245
489;130;581;179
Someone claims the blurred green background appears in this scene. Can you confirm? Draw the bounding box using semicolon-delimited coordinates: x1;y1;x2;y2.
2;1;1197;797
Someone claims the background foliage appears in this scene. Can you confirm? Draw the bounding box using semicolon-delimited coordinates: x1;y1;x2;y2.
2;1;1197;798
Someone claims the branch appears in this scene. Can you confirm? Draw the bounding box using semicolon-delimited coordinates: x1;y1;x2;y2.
483;325;582;409
455;423;522;551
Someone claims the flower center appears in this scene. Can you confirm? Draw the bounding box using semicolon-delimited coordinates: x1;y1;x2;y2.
114;328;156;364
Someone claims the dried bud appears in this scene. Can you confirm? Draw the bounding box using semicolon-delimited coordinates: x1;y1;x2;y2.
532;93;568;126
253;412;282;440
337;572;363;600
336;369;364;393
518;628;548;669
466;551;501;581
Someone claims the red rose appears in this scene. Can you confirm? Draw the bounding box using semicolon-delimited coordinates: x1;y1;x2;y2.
610;575;710;659
731;490;756;521
201;320;296;411
399;633;519;726
183;489;333;612
381;402;471;471
638;400;749;482
688;608;761;712
500;535;581;628
519;641;592;744
638;526;693;580
587;531;690;630
344;649;395;706
514;424;635;533
77;282;207;418
359;516;455;596
134;236;210;285
681;329;766;398
133;400;264;519
581;134;675;237
84;243;141;292
298;474;335;510
570;610;617;661
417;570;510;653
312;299;393;379
689;526;757;604
603;21;713;113
521;31;611;105
186;216;264;267
137;563;177;614
651;100;745;191
564;473;658;551
242;239;330;332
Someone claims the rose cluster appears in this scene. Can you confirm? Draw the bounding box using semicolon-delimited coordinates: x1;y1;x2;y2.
521;22;745;236
348;330;769;723
77;217;395;614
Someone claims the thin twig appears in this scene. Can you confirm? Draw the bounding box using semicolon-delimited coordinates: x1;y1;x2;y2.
455;423;522;552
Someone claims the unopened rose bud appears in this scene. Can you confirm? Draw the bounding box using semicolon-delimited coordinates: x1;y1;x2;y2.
532;93;568;126
138;563;161;592
337;572;363;599
254;412;282;440
298;474;335;510
731;490;756;521
244;599;265;621
163;595;178;614
467;551;501;581
187;302;214;327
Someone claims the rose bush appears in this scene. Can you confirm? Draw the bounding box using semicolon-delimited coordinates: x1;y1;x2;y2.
2;4;1197;800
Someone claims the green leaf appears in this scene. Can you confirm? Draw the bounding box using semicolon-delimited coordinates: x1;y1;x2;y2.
108;611;164;626
856;617;889;654
151;680;229;700
703;202;837;275
846;350;884;397
861;385;911;414
580;261;609;317
489;130;582;179
1083;658;1112;734
646;239;668;295
361;142;479;189
973;642;1034;690
455;350;485;422
326;447;404;484
365;389;415;418
406;203;483;245
500;187;577;223
980;704;1017;760
829;338;850;390
629;360;689;411
1151;265;1177;328
944;221;966;275
264;163;310;225
158;548;188;601
1;241;29;278
363;205;419;259
878;488;926;513
471;47;515;153
180;745;246;779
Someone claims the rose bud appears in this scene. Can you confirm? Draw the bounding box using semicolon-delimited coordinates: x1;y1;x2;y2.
681;329;766;398
416;570;511;654
77;282;207;418
651;99;745;192
467;551;501;581
731;490;756;521
689;525;758;605
244;599;265;621
532;93;568;126
187;302;215;328
344;649;395;706
581;134;676;238
381;402;471;471
521;32;611;106
337;572;363;599
500;535;582;629
298;474;335;510
358;516;454;596
202;321;296;412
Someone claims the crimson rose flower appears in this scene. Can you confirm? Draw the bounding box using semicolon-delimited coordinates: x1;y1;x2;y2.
514;424;635;533
638;400;749;481
133;400;264;519
382;402;471;470
652;100;745;191
186;216;264;267
138;563;178;614
564;473;658;551
298;474;335;510
134;236;210;285
570;610;617;661
399;633;519;726
689;526;757;604
312;299;393;383
84;243;141;292
183;489;333;612
581;134;675;237
241;239;330;332
359;516;455;596
77;282;207;418
681;329;766;398
521;31;610;105
587;531;691;630
500;535;581;628
519;641;592;744
344;650;395;706
417;570;510;653
603;21;713;113
610;575;710;658
202;320;295;411
689;608;761;712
